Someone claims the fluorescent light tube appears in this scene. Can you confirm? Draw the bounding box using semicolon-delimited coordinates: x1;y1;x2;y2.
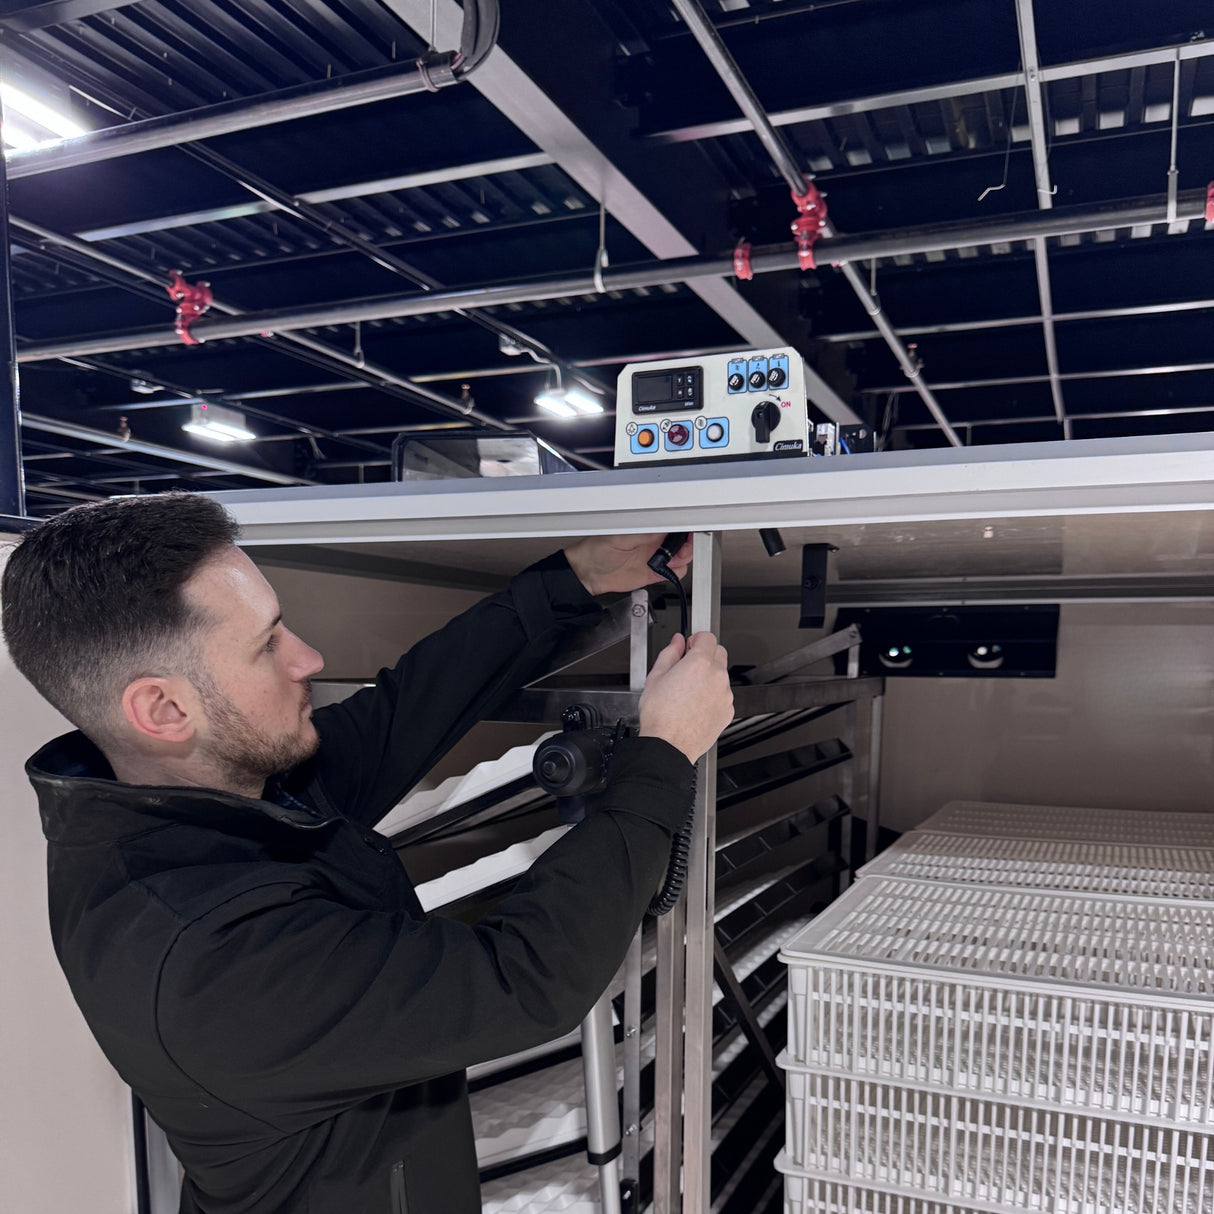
0;83;86;141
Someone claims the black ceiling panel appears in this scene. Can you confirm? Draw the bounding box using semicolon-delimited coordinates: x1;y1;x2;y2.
1;0;1212;506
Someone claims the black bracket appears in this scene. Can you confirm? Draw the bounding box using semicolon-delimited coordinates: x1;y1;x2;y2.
798;543;836;629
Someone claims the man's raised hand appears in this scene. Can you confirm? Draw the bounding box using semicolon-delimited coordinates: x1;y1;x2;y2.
638;632;734;764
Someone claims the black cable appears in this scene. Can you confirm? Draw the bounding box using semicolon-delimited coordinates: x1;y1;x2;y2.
647;532;689;637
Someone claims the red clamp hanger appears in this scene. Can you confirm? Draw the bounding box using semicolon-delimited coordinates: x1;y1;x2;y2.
166;270;213;346
790;181;828;271
733;239;754;281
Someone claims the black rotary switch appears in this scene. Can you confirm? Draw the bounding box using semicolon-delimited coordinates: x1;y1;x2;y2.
727;372;745;391
767;365;787;388
748;369;767;389
751;401;782;444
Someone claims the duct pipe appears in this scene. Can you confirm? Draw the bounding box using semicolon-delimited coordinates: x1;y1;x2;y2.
669;0;962;445
22;414;313;486
21;191;1207;365
5;0;499;180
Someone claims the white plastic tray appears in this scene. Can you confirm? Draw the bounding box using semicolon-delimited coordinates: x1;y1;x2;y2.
779;1075;1214;1212
780;876;1214;1008
778;1166;1039;1214
859;832;1214;900
780;967;1214;1127
917;801;1214;848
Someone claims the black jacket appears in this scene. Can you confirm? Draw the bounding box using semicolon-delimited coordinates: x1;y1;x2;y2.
29;554;693;1214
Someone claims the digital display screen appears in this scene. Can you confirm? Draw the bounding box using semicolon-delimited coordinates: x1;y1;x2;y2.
634;374;673;405
631;366;702;415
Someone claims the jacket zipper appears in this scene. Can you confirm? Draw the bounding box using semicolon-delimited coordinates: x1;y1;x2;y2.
390;1160;408;1214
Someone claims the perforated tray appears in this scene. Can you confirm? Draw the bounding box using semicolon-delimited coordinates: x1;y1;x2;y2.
779;1171;1011;1214
779;1076;1214;1212
859;832;1214;900
917;801;1214;848
781;967;1214;1127
781;876;1214;1006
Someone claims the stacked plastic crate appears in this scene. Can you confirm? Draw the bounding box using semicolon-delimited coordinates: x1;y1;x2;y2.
777;800;1214;1214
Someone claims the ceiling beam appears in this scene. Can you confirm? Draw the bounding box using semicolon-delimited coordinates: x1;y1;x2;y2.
376;0;861;425
1015;0;1069;440
868;358;1214;395
815;297;1214;343
22;415;313;486
74;152;556;242
647;36;1214;143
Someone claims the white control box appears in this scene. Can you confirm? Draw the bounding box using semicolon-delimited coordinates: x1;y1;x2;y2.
613;348;810;467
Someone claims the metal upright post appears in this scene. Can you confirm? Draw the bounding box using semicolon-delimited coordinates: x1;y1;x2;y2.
621;588;649;1211
682;531;722;1213
867;696;885;861
0;95;26;518
580;997;622;1214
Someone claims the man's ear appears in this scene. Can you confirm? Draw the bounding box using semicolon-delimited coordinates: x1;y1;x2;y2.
121;677;197;744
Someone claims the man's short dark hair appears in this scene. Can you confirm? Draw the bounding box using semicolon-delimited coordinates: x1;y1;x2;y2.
1;492;240;745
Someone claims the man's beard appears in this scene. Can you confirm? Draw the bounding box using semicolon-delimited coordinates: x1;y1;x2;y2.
193;671;319;792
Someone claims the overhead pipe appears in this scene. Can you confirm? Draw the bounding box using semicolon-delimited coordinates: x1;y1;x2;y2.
12;212;605;471
669;0;964;446
19;187;1208;365
5;0;499;180
10;216;603;470
22;414;313;486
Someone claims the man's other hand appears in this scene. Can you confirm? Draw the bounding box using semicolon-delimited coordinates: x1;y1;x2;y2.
638;632;734;764
565;533;693;597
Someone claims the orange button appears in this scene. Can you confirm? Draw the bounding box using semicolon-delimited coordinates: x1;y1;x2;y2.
637;428;656;447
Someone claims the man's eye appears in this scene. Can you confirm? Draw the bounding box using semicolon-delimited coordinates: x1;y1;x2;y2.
265;634;278;653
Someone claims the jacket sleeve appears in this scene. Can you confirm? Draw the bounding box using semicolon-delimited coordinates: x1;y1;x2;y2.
155;738;693;1131
308;550;603;826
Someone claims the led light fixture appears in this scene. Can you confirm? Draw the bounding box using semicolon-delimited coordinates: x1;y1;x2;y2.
534;386;604;418
182;402;255;443
534;391;577;419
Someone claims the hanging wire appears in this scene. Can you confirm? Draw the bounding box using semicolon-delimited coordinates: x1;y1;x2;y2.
593;198;609;294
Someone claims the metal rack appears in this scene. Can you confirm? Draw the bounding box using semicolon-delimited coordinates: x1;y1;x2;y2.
366;549;882;1212
214;433;1214;1211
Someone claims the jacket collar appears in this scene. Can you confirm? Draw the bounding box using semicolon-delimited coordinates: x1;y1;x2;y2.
29;731;340;846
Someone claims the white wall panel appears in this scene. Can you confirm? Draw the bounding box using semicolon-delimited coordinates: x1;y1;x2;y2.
0;544;133;1214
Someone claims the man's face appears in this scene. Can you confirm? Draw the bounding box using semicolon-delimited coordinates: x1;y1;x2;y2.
183;547;325;791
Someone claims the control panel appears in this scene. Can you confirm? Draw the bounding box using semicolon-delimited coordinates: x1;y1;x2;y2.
614;348;810;467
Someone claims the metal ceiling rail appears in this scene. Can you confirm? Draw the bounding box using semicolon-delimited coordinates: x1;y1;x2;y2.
895;404;1214;431
18;189;1210;364
1015;0;1069;439
3;0;499;179
816;296;1214;343
647;35;1214;143
670;0;960;446
869;358;1214;394
10;217;605;470
22;414;312;486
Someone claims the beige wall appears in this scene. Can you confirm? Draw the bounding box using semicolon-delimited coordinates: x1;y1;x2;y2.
0;550;133;1214
722;601;1214;834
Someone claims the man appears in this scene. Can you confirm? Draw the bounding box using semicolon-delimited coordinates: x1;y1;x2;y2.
2;492;733;1214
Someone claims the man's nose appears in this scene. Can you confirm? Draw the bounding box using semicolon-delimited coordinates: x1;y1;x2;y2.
287;631;325;678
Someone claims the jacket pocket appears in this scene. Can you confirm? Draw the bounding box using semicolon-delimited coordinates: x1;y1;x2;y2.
390;1160;408;1214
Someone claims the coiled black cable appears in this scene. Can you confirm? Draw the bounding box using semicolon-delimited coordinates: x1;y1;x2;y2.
644;532;694;915
647;774;695;916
